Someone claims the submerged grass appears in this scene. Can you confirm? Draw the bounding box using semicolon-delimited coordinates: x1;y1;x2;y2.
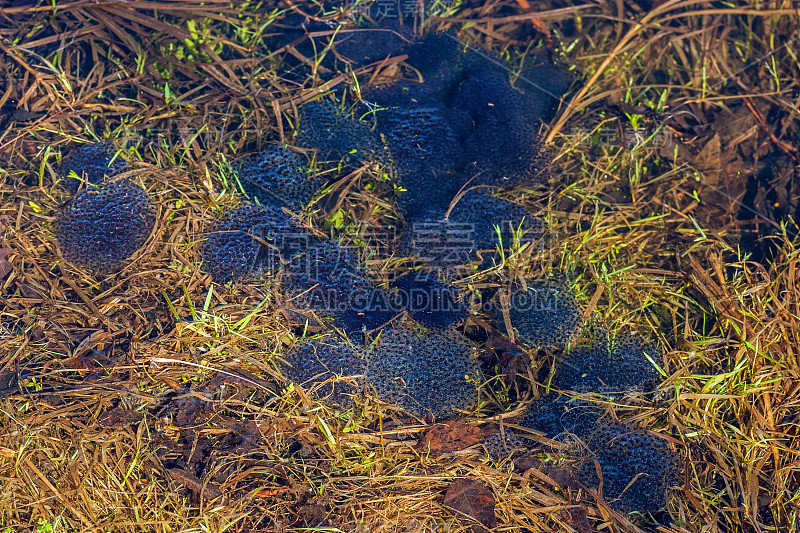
0;1;799;532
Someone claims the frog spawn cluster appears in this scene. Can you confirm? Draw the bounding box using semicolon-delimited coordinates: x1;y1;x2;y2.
50;27;678;516
284;324;479;419
233;147;323;211
58;142;127;193
291;30;560;220
513;333;676;514
54;143;322;278
398;190;548;272
364;325;479;417
201;204;311;283
322;27;676;515
55;147;154;275
55;180;156;275
493;280;584;350
282;336;365;407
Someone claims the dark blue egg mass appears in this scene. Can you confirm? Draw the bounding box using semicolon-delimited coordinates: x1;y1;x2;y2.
202;203;312;283
553;333;663;394
495;280;584;349
58;142;126;193
295;101;388;165
391;273;468;329
282;335;366;406
56;180;155;274
365;325;478;418
233;147;323;210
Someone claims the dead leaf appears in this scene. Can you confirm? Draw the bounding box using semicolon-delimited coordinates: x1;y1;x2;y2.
565;507;602;533
0;370;18;397
65;350;108;371
168;468;222;500
17;283;42;300
419;420;488;453
443;479;497;532
99;407;145;428
160;376;182;390
694;133;721;186
0;247;12;281
252;486;291;499
298;504;328;527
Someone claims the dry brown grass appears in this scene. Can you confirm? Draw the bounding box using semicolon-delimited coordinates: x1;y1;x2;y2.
1;1;799;532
